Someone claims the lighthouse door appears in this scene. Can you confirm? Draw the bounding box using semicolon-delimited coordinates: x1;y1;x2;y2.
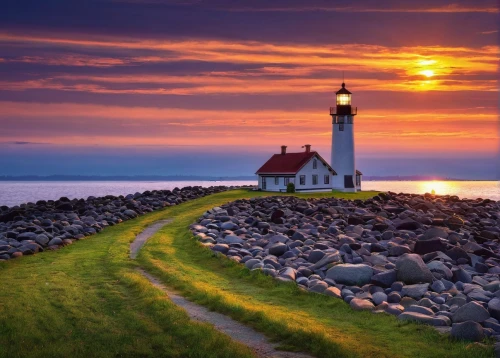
344;175;354;189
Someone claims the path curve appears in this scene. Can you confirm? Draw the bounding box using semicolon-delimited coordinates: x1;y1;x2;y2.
131;221;313;358
130;219;172;259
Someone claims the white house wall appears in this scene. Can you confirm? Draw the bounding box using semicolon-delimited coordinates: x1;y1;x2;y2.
258;175;295;192
294;156;333;192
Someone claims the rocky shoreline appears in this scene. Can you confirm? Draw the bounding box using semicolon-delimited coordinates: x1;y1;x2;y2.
191;192;500;342
0;186;237;261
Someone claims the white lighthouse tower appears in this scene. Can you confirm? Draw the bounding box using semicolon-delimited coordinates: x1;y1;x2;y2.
330;82;359;192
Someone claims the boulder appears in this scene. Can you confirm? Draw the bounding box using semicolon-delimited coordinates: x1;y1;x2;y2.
268;243;287;256
401;284;429;299
326;264;373;286
350;298;374;311
451;321;484;342
396;254;434;284
452;301;490;323
413;239;446;255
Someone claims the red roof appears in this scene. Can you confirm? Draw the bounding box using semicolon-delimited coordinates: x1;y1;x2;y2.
256;151;336;175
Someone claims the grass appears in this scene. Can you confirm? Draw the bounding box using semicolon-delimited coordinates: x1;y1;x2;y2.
0;189;494;358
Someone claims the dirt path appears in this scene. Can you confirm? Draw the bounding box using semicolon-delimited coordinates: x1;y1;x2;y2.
129;219;172;259
131;221;313;358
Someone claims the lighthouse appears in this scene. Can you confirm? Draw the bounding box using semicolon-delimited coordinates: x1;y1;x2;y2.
330;82;360;192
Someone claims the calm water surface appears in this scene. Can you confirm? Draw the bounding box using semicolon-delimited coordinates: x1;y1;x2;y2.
0;180;498;207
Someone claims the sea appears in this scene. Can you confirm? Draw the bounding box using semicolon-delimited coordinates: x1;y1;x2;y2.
0;180;498;207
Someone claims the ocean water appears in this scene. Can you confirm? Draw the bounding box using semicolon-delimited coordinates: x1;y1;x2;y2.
0;180;498;207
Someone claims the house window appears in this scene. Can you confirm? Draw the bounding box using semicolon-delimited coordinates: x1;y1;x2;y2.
356;175;361;186
312;175;318;185
262;177;266;190
324;175;330;184
299;175;305;185
339;123;344;131
313;159;317;169
284;177;290;186
275;177;279;185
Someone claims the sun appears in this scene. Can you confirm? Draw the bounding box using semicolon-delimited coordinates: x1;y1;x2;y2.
420;69;435;78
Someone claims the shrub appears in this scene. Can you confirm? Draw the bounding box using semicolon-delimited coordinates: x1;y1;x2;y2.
286;182;295;193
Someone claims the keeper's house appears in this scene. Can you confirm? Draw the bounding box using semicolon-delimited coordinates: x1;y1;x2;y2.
255;145;337;192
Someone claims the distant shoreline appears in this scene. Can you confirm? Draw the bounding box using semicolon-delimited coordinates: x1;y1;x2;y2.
0;176;497;182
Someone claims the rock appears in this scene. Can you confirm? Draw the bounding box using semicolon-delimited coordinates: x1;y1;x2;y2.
488;298;500;320
401;284;429;299
123;209;138;218
220;222;239;230
371;270;397;288
308;252;342;270
35;234;50;246
396;254;434;284
451;321;484;341
421;227;448;240
308;249;326;264
326;264;373;286
452;301;490;323
324;287;342;299
396;220;421;231
268;243;287;256
413;239;447;255
47;237;63;246
212;244;230;254
350;298;374;311
372;292;387;305
223;235;244;244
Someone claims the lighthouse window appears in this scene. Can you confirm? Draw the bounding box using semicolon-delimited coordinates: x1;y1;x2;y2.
339;123;344;131
313;159;317;169
299;175;306;185
324;175;330;184
275;177;279;185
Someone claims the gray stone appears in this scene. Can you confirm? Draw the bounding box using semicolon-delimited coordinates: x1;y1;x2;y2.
396;254;434;284
488;298;500;320
220;221;239;230
451;321;484;342
371;270;397;288
401;284;430;299
326;264;373;286
212;244;229;254
308;252;342;270
372;292;388;306
268;243;287;256
452;301;490;323
308;249;326;264
406;305;434;316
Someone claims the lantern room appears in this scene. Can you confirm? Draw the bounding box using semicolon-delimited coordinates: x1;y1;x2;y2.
336;83;351;105
330;82;357;116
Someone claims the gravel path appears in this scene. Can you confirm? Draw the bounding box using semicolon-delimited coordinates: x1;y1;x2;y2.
129;219;172;259
132;221;313;358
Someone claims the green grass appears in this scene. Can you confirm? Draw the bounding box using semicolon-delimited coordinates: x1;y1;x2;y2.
0;189;494;358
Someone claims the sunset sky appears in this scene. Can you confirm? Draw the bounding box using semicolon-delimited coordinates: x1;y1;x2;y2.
1;0;499;178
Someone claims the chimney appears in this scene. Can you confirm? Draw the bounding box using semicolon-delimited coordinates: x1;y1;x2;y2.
304;144;311;153
281;145;287;155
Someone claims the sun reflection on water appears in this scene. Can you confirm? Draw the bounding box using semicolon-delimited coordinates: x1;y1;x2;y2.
418;181;459;196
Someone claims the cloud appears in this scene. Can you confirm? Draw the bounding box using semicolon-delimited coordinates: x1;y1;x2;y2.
221;4;499;14
478;30;499;35
0;33;497;95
